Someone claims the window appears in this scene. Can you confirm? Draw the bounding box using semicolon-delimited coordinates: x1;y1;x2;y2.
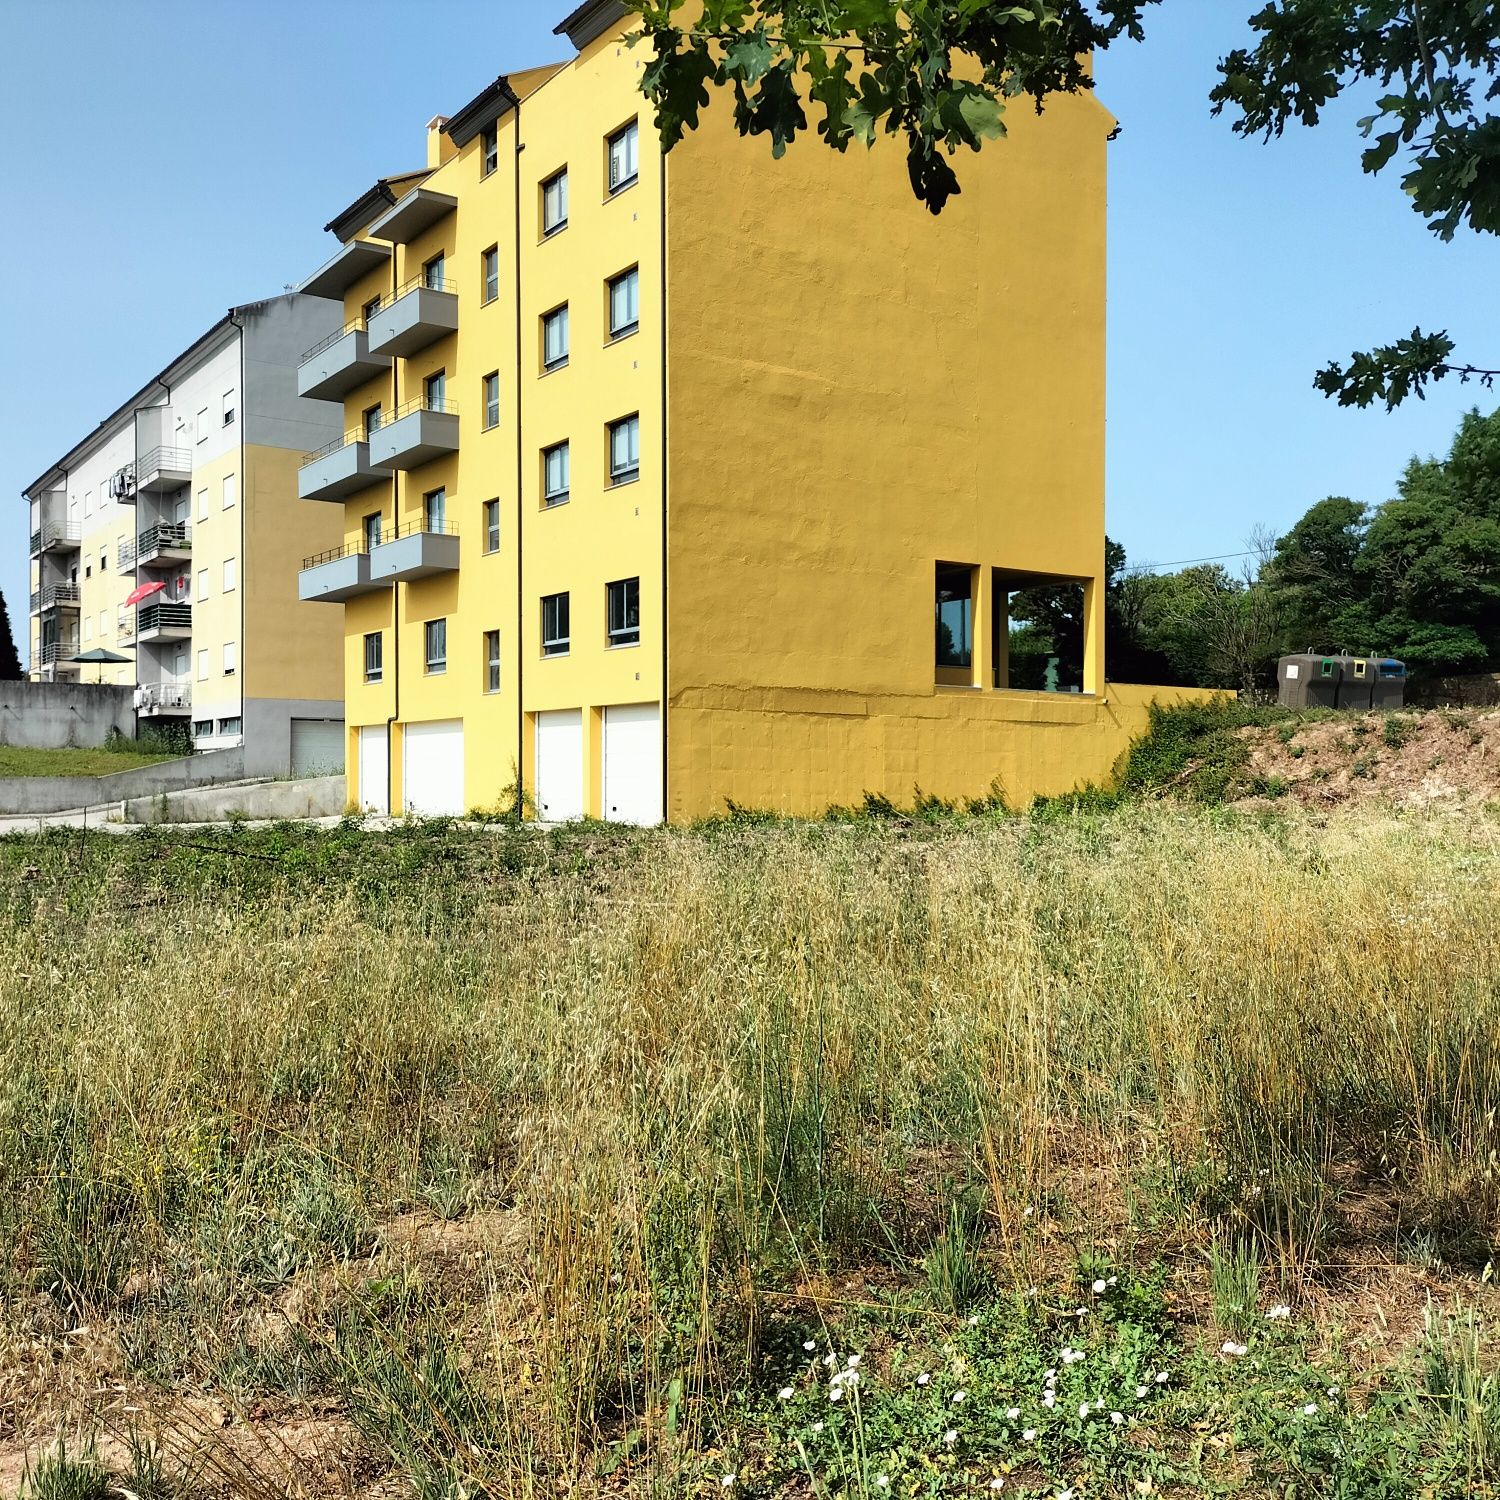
543;441;570;506
222;473;236;510
197;567;209;598
223;557;237;592
483;499;500;554
607;576;640;647
484;629;501;692
218;716;242;736
197;406;210;444
481;123;499;177
609;414;641;485
364;631;383;683
424;618;447;674
542;304;569;372
363;294;382;324
363;511;382;551
608;120;640;193
541;592;570;656
423;251;446;290
198;487;208;521
83;617;92;643
542;168;569;236
223;641;237;676
608;266;640;339
192;718;211;737
424;370;446;411
482;245;499;304
197;650;208;681
222;389;236;426
83;489;93;518
364;402;383;437
423;487;446;532
483;371;500;429
99;611;108;636
935;563;974;670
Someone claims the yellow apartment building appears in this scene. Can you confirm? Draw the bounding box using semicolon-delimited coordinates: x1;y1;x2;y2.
294;0;1196;821
25;296;349;776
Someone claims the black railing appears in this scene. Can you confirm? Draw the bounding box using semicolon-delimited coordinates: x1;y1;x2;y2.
35;584;81;611
30;522;81;555
386;395;459;422
302;426;372;465
302;539;371;571
388;274;457;300
138;603;193;634
300;316;372;363
385;519;460;541
137;522;192;557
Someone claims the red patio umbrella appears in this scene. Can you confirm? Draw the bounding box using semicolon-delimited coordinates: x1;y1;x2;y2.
125;580;166;607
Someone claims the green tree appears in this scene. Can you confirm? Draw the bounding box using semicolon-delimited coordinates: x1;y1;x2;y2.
625;0;1156;213
1263;495;1367;652
0;592;21;681
1211;2;1500;410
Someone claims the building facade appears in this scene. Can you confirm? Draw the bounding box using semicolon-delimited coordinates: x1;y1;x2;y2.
25;296;349;776
295;0;1195;822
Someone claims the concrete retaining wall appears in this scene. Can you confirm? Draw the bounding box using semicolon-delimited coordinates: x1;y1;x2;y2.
0;747;246;816
0;683;135;749
124;775;347;824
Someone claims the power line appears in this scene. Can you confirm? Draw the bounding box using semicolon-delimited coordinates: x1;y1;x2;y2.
1127;549;1259;574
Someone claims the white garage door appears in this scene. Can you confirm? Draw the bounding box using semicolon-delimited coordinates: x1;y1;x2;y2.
602;704;662;825
535;709;583;822
291;717;345;777
357;725;389;815
404;719;465;817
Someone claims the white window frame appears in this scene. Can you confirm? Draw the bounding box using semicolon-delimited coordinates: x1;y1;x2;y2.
223;641;237;676
423;487;446;533
484;629;501;693
223;557;236;592
222;389;236;426
197;568;208;598
543;442;570;506
483;371;500;429
424;617;447;675
481;123;499;178
197;649;208;682
542;305;569;372
198;487;209;522
608;120;640;194
483;499;500;554
364;631;383;683
609;414;641;486
222;473;236;510
609;266;640;339
542;168;569;236
607;576;640;647
197;407;210;445
482;245;499;304
541;592;570;657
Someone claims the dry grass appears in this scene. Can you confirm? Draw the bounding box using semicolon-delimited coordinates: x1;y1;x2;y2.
0;804;1498;1494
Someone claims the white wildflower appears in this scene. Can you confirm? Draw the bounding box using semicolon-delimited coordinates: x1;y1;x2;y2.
1078;1402;1092;1419
952;1390;967;1405
721;1476;736;1489
990;1478;1006;1491
847;1354;862;1368
1042;1392;1057;1409
1110;1411;1124;1425
875;1477;890;1491
1302;1402;1318;1416
1023;1428;1038;1442
917;1372;931;1386
1266;1304;1291;1322
1221;1341;1248;1357
943;1429;958;1446
1155;1371;1170;1384
1135;1385;1148;1398
778;1387;794;1401
804;1339;818;1351
1006;1407;1020;1420
1092;1279;1108;1294
968;1315;981;1326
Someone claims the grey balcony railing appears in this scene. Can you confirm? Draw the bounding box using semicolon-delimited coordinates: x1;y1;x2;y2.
30;521;82;555
38;641;81;666
137;682;191;712
137;602;193;635
136;521;192;559
301;315;370;363
33;583;81;612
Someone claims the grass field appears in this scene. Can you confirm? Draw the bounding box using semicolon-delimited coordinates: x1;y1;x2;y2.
2;801;1499;1498
0;743;176;778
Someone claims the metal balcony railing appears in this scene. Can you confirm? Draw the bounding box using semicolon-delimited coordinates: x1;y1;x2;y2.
33;583;81;611
119;539;137;570
136;521;192;559
136;682;191;712
38;641;81;666
302;538;371;570
303;425;371;465
387;395;459;421
29;521;82;555
391;273;457;300
117;610;136;643
138;445;191;474
301;315;370;364
386;519;460;541
137;602;193;634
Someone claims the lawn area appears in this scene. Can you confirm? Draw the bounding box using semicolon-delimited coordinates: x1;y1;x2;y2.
0;742;177;777
1;805;1498;1497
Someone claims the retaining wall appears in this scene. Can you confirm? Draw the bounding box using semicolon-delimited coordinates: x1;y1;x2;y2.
123;775;346;824
0;747;246;816
0;683;134;749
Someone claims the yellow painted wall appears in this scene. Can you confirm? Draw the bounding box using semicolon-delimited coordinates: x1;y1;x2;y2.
185;448;243;706
242;443;345;703
662;53;1146;816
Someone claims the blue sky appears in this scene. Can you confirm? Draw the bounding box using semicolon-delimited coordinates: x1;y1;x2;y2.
2;0;1496;632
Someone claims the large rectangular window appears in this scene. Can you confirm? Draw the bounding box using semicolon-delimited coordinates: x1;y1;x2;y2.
223;641;238;676
363;511;382;551
608;120;639;193
481;123;499;177
423;487;446;532
543;442;570;506
935;563;974;671
541;592;570;656
424;618;447;674
364;631;383;683
542;168;569;236
424;370;446;410
607;576;640;647
542;305;569;372
484;629;501;693
363;402;383;437
483;499;500;554
608;266;640;339
483;371;500;429
609;414;640;486
423;251;446;290
482;245;499;304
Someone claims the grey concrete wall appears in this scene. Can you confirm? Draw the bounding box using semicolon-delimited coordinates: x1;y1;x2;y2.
0;746;246;816
0;683;135;749
124;774;346;824
242;698;346;777
241;294;343;453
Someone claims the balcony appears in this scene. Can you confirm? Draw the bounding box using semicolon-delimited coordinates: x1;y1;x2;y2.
365;277;459;359
135;522;192;567
299;542;384;604
137;602;192;641
30;521;81;556
136;682;191;717
108;462;137;506
118;538;136;573
367;397;459;470
369;522;460;584
37;641;81;668
117;609;135;645
298;430;392;502
136;447;192;495
31;583;81;615
297;320;391;402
